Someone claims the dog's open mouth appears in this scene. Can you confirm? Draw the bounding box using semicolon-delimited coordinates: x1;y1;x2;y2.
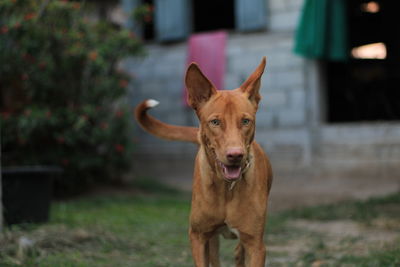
218;161;242;180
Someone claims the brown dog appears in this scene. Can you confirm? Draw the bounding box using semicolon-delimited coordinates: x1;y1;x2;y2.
135;57;272;266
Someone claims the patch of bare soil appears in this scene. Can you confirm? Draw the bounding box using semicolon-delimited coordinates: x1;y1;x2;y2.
266;218;400;266
0;225;137;266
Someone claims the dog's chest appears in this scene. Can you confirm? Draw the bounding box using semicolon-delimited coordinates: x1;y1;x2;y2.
192;185;250;222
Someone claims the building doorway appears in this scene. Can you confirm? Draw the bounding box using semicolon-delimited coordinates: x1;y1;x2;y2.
326;0;400;122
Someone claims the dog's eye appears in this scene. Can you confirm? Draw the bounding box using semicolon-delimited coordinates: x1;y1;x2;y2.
242;119;251;126
210;119;221;126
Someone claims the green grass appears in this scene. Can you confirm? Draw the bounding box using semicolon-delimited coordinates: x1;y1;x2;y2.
1;182;399;266
338;244;400;266
277;192;400;223
293;236;400;267
50;197;193;266
1;179;194;267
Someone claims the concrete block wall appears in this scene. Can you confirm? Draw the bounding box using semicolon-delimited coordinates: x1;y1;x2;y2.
268;0;303;31
125;0;400;181
318;124;400;168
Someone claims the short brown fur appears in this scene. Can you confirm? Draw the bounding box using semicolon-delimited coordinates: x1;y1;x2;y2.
135;57;272;266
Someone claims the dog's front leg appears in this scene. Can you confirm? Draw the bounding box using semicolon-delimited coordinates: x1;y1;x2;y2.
189;228;211;267
240;233;266;267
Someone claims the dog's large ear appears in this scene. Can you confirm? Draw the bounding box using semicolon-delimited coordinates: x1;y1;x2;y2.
185;63;217;111
240;57;266;107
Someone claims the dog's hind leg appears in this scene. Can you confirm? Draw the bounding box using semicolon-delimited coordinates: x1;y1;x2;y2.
234;243;245;267
208;234;220;267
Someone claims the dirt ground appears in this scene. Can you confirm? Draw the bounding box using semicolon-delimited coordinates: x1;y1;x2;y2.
266;217;400;266
2;166;399;266
145;162;400;265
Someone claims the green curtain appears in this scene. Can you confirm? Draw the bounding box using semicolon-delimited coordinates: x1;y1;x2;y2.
294;0;348;61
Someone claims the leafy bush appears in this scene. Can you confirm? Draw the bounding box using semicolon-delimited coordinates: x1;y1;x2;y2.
0;0;144;193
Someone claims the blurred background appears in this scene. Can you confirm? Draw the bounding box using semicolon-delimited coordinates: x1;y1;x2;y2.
1;0;400;266
127;0;400;208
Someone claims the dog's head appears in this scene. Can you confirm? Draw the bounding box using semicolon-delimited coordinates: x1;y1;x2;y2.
185;57;266;181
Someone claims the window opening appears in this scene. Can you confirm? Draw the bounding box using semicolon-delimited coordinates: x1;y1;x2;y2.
141;0;154;40
192;0;235;33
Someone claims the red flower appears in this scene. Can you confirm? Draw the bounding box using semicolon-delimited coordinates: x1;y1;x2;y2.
18;138;26;145
24;109;32;116
56;136;65;144
24;13;36;21
21;73;29;80
100;122;109;130
88;51;98;61
144;15;152;23
115;110;124;118
1;111;11;119
0;26;8;34
61;159;69;166
146;5;154;12
119;79;129;88
115;144;124;153
14;22;21;29
39;62;47;69
72;3;80;9
22;53;35;63
45;111;52;118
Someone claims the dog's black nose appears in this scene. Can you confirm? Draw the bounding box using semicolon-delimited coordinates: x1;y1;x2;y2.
226;148;244;162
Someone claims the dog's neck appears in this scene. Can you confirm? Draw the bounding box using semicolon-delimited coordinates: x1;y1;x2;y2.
198;141;253;191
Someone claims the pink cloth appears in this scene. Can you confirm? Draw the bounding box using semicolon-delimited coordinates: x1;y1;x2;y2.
184;31;227;105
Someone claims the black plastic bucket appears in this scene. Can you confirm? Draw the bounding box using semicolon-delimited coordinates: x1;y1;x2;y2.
2;166;62;225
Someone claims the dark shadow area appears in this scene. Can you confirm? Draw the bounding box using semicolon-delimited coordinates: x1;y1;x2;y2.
192;0;235;33
326;0;400;122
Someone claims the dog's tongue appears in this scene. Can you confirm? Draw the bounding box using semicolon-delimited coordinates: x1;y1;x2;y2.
222;165;242;180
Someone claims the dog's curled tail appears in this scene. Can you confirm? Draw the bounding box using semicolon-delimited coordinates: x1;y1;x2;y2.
135;99;199;144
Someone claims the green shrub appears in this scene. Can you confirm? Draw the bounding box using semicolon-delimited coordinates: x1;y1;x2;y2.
0;0;144;194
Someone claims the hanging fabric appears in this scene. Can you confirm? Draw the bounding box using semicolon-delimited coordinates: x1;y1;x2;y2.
183;31;227;105
294;0;349;61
